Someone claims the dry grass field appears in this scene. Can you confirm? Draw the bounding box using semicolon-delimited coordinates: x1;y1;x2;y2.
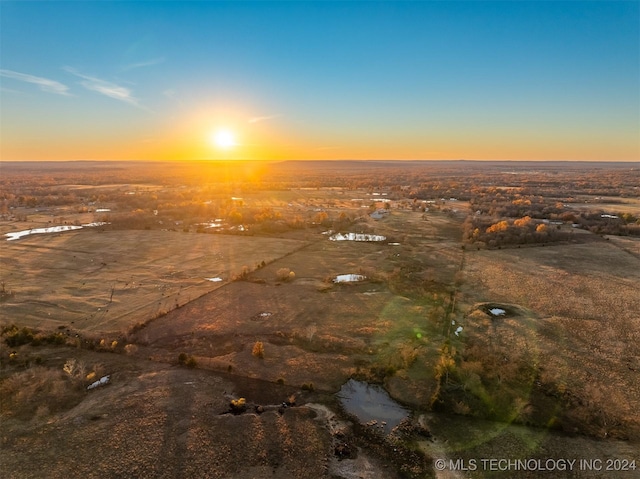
0;229;305;333
128;209;464;394
2;177;640;479
458;238;640;439
0;349;338;479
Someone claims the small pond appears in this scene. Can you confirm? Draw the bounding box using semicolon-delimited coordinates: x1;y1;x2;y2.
479;304;517;318
329;232;386;242
5;222;108;241
333;274;366;283
336;379;410;434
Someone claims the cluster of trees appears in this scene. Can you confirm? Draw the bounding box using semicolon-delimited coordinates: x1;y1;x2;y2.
462;215;566;248
468;191;566;219
573;211;640;236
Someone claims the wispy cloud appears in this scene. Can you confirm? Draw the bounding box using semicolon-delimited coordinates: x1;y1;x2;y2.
0;69;70;96
64;66;143;108
121;57;165;72
248;114;280;124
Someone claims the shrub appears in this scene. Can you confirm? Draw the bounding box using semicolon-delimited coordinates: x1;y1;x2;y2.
252;341;265;358
178;352;197;368
230;397;247;414
45;332;67;345
0;366;84;419
276;268;294;282
2;325;36;347
234;265;251;281
124;344;138;355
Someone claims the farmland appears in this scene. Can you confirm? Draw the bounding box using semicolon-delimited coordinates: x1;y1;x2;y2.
1;160;639;478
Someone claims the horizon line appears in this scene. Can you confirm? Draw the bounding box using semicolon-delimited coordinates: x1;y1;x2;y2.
1;158;639;164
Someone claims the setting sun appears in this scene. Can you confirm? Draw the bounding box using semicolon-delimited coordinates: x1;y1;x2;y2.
211;129;237;150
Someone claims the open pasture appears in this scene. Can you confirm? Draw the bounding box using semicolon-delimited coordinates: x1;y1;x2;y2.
0;229;306;334
569;196;640;216
2;160;639;478
133;209;464;400
459;239;640;438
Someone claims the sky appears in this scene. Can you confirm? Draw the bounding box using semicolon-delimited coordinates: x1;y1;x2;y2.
0;1;638;162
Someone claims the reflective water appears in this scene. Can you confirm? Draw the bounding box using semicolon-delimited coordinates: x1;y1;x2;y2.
329;233;386;242
333;274;365;283
5;222;108;241
336;379;410;434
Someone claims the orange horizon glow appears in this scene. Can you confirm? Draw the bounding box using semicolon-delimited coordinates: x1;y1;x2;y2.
1;110;638;162
2;3;637;164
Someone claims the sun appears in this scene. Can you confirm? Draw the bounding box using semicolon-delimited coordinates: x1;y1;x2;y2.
211;129;237;150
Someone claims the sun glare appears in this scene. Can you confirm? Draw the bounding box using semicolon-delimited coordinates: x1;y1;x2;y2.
211;129;237;150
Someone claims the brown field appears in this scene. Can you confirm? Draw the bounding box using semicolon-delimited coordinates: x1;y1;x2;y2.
569;196;640;216
458;239;640;439
1;166;640;479
1;229;305;333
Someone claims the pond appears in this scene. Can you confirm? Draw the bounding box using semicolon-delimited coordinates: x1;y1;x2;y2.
329;232;386;242
479;304;517;318
336;379;410;434
5;222;108;241
333;274;366;283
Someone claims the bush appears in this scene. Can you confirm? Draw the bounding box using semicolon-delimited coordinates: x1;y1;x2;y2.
230;397;247;414
178;352;197;368
276;268;295;282
252;341;265;358
124;344;138;355
234;265;251;281
2;325;36;347
45;332;67;345
0;366;84;419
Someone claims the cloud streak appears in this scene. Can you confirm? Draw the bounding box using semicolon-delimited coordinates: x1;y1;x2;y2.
64;67;143;108
0;69;71;95
121;57;165;71
248;114;280;124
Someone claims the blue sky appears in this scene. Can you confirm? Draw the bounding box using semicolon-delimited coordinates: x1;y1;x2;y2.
1;1;638;161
